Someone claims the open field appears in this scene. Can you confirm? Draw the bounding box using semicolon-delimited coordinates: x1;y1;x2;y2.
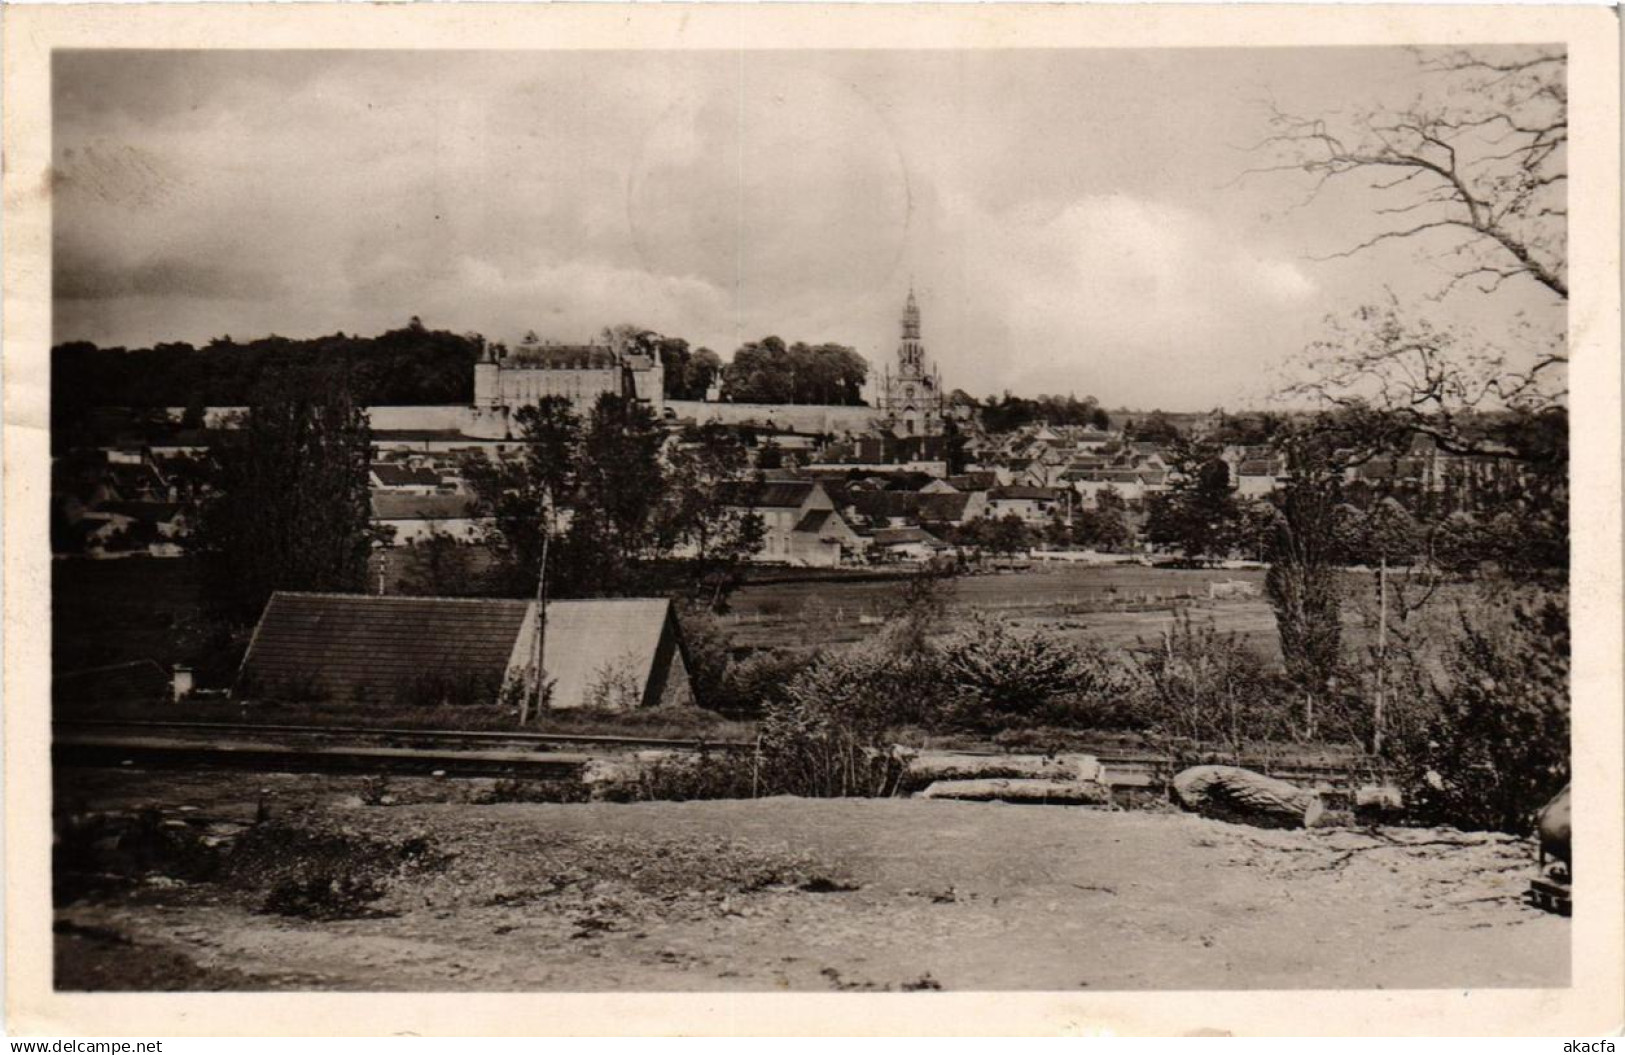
724;564;1286;654
55;768;1566;991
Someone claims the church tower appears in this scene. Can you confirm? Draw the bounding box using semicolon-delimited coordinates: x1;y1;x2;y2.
880;286;943;437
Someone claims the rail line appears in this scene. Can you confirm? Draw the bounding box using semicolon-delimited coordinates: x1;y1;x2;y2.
53;718;1385;789
53;718;751;752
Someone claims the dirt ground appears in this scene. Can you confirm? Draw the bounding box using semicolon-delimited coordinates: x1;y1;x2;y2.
55;769;1566;992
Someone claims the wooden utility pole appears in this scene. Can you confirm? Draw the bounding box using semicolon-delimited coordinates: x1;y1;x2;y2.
1374;554;1388;757
520;495;553;727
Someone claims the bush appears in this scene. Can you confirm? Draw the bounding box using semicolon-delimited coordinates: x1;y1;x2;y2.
1128;611;1292;755
938;614;1114;724
1400;591;1568;834
756;647;917;797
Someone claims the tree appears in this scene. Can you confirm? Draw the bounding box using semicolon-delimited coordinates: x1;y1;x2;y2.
721;337;868;405
1262;434;1346;728
1249;47;1566;301
562;393;667;594
655;424;766;609
192;365;377;624
463;395;581;596
1144;438;1239;560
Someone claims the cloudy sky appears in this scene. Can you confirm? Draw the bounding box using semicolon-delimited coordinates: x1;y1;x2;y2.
53;47;1562;409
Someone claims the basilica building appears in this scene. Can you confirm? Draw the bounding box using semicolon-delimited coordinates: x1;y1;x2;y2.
874;289;946;437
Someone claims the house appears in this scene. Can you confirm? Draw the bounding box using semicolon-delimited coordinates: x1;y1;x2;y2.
235;592;693;711
869;526;949;563
371;493;488;545
985;485;1065;524
790;508;867;565
715;479;856;565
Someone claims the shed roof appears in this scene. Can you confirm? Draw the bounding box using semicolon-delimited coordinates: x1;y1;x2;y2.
238;592;530;704
237;592;682;711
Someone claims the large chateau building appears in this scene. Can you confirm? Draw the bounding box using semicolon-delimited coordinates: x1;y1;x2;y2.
467;290;947;440
470;334;665;438
874;289;946;437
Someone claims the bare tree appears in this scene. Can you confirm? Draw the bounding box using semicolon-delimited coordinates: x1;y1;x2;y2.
1247;46;1566;301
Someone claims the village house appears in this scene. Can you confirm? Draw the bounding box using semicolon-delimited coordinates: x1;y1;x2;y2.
869;525;950;563
985;485;1066;524
235;592;692;711
715;479;857;567
371;493;488;545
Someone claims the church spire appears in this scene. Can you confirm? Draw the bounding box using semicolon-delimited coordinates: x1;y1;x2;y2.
902;286;921;341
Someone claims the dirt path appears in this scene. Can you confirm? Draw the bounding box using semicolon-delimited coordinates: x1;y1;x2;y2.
55;776;1566;992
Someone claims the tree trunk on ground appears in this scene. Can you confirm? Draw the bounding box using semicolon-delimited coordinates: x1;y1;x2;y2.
918;778;1112;806
1173;765;1324;829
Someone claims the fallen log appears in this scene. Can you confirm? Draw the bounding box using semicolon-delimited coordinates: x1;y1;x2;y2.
1173;765;1324;829
900;752;1102;793
918;777;1112;806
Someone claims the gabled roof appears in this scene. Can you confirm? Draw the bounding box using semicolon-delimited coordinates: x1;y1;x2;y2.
237;592;683;711
989;485;1061;501
717;480;820;509
917;492;972;523
794;509;836;534
238;592;531;704
372;463;443;487
872;526;946;548
371;493;479;521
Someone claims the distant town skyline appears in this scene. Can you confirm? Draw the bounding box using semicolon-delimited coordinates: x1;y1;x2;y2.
53;47;1562;410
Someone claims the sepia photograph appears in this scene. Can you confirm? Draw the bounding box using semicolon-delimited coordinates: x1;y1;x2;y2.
5;1;1622;1037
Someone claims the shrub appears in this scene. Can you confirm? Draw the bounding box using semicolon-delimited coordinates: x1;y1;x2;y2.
1129;611;1291;756
938;614;1112;723
1400;590;1569;834
756;647;917;797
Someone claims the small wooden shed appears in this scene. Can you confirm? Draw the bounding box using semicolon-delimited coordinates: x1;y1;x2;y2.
236;591;692;711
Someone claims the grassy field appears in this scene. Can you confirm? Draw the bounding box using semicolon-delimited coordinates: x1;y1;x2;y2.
723;563;1286;654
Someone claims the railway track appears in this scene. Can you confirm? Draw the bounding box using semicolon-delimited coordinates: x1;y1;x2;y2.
53;718;1385;790
53;718;751;752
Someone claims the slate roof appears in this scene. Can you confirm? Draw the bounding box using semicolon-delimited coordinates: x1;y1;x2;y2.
237;593;683;711
917;493;972;523
371;493;480;520
794;509;836;534
948;472;998;492
872;526;946;548
372;464;443;487
716;480;818;509
989;485;1061;501
505;344;618;369
238;593;530;704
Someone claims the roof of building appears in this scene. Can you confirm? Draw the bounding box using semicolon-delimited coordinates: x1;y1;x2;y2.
917;492;973;523
716;480;819;509
98;500;185;522
948;472;998;492
504;344;619;369
989;485;1061;501
237;592;682;711
372;464;443;487
371;493;480;521
238;592;531;704
872;526;946;548
794;509;837;534
372;429;489;444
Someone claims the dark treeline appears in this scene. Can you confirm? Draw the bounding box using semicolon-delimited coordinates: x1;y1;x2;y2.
53;317;483;423
977;392;1111;432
